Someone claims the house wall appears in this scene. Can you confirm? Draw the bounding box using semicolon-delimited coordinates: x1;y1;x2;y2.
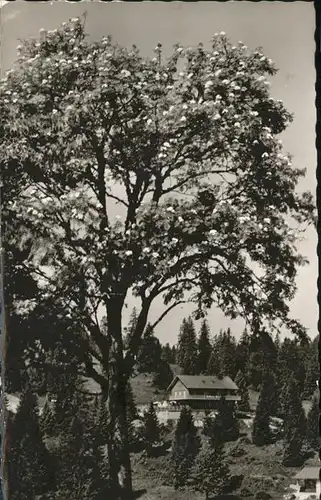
170;380;189;400
293;479;321;499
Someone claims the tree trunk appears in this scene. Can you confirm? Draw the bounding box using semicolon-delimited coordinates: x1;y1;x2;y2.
105;298;133;500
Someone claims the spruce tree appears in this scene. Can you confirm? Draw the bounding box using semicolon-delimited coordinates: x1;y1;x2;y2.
171;406;201;489
162;342;175;364
142;403;161;456
235;328;251;376
197;320;212;374
193;442;231;500
235;370;250;412
153;356;173;390
40;396;56;439
303;337;319;398
282;378;307;466
136;324;163;373
206;350;223;377
215;395;239;442
252;375;272;446
177;317;199;375
7;388;53;500
306;393;319;450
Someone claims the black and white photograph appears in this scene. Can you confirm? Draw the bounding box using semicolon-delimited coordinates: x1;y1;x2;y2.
0;2;318;500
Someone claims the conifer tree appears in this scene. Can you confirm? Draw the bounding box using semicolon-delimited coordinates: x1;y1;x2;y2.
177;317;199;375
162;343;175;364
153;356;173;390
235;370;250;412
7;388;53;500
306;393;319;450
126;382;138;446
193;442;231;500
206;349;223;377
55;414;108;500
282;378;307;466
278;339;306;401
136;324;163;373
171;407;201;489
303;337;319;398
215;395;239;442
142;403;161;456
197;320;212;374
235;328;251;376
252;375;272;446
40;396;56;439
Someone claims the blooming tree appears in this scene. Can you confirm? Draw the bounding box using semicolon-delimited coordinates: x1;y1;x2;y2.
1;18;314;499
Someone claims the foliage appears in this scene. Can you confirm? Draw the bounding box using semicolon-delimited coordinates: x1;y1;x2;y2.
2;18;314;497
6;388;53;500
161;342;176;364
197;320;212;374
282;378;307;466
278;339;306;406
215;395;239;442
193;442;231;500
171;406;201;489
142;403;161;455
136;324;163;373
303;336;319;398
177;316;199;374
306;392;319;450
153;356;174;390
235;370;250;412
252;374;272;446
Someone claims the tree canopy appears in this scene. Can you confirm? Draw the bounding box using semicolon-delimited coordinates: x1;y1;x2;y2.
1;17;314;499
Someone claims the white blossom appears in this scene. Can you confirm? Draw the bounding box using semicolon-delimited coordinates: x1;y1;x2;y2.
125;250;133;256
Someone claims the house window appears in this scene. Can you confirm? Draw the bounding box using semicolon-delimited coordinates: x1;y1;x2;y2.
299;479;317;493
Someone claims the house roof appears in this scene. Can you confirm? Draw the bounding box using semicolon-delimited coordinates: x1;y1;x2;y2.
167;375;238;392
294;467;320;480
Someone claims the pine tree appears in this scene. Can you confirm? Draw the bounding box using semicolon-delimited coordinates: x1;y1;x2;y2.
193;443;231;500
197;320;212;374
235;370;250;412
7;388;53;500
282;379;307;466
142;403;161;456
252;375;272;446
215;396;239;443
171;407;201;489
306;393;319;450
177;317;199;375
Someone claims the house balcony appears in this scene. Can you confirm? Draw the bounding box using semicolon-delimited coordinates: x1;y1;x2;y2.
168;394;241;402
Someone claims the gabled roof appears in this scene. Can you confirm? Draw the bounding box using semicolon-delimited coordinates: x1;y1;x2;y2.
167;375;238;392
294;467;320;480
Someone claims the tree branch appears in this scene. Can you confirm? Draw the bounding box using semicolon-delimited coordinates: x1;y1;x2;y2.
150;300;188;331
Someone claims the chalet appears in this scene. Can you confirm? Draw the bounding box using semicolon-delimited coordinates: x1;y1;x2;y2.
290;467;320;499
166;374;240;410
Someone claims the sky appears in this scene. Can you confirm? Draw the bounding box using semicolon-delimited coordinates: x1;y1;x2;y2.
1;1;317;344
